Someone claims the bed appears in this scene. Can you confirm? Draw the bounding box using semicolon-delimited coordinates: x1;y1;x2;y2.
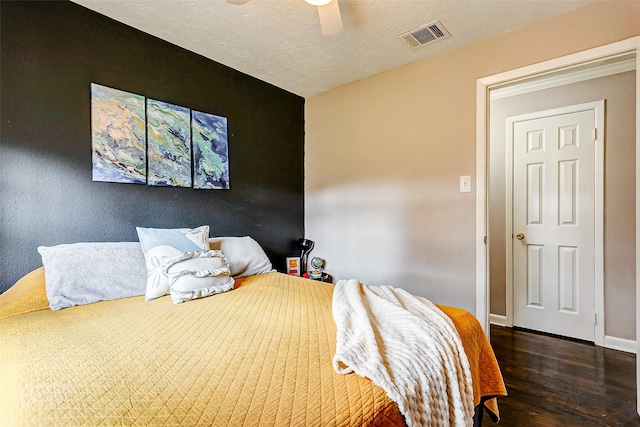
0;235;506;426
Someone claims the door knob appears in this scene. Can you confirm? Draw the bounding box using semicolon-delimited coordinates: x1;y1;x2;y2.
516;232;525;240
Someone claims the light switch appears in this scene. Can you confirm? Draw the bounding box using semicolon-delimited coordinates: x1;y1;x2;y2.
460;176;471;193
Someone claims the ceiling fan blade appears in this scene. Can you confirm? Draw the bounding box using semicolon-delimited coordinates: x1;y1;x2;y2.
317;0;343;36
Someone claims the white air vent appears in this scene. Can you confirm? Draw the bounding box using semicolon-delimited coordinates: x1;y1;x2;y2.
399;20;450;49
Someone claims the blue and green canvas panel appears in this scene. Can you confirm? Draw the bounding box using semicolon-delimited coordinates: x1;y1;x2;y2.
147;99;192;187
192;111;230;190
91;83;146;184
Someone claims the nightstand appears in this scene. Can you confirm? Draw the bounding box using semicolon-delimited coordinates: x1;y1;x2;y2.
308;272;332;283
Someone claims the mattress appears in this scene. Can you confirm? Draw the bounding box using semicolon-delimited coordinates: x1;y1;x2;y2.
0;269;505;426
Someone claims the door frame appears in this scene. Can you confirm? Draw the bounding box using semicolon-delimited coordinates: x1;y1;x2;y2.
505;101;604;344
474;35;640;415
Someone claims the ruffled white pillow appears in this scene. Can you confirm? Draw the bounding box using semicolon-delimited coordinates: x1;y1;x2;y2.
164;250;235;304
136;226;210;301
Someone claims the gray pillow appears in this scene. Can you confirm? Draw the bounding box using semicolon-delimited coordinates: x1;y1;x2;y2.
38;242;147;311
208;236;275;277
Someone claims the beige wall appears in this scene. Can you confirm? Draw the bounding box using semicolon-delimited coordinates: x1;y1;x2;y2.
489;71;636;340
305;2;640;315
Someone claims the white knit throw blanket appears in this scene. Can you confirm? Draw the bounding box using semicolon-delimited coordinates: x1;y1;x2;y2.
332;279;474;427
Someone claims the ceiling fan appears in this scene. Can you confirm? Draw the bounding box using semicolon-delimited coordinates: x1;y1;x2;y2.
226;0;343;36
304;0;343;36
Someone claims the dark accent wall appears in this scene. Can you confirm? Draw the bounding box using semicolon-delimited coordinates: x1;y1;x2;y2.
0;1;305;293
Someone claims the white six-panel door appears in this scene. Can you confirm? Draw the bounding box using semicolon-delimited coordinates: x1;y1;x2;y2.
511;105;599;341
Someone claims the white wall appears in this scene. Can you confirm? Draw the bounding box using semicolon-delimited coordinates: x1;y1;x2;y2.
305;1;640;315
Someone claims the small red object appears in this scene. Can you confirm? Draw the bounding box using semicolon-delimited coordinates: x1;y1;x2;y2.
302;272;309;278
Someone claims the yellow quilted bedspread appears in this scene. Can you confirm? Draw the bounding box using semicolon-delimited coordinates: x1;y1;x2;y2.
0;270;505;426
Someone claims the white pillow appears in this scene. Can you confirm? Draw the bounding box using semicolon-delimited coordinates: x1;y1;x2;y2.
165;250;235;304
208;236;274;277
136;226;210;301
37;242;147;311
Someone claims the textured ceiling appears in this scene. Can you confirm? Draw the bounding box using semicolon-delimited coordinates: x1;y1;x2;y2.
71;0;594;98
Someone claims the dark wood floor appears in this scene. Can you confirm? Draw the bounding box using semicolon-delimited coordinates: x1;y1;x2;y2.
488;325;639;427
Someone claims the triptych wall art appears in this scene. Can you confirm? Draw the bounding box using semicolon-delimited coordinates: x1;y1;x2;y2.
91;83;230;189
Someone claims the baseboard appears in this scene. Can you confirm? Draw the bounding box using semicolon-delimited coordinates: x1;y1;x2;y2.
489;314;507;327
604;335;636;354
489;315;636;354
